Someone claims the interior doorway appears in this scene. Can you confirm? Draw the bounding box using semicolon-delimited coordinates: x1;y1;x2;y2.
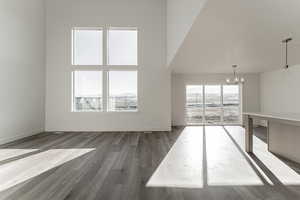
185;84;241;125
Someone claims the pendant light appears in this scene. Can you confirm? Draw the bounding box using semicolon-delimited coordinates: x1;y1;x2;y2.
226;65;245;84
282;38;292;69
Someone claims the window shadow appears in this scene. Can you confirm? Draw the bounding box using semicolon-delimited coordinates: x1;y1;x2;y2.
253;126;300;175
222;127;270;185
202;126;208;187
223;126;300;199
0;150;42;166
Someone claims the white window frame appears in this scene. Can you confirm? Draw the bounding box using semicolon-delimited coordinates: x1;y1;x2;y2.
71;27;139;113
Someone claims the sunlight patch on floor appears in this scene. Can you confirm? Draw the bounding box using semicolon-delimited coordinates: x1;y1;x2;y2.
147;126;300;188
147;127;204;188
0;148;95;192
0;149;39;162
225;126;300;185
206;126;267;186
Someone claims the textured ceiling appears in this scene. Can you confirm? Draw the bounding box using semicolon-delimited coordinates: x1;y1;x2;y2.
170;0;300;74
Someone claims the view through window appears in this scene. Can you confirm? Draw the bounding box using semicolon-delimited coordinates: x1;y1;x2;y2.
186;85;241;125
205;85;222;124
108;29;138;66
109;71;138;112
73;29;103;65
186;85;203;124
223;85;240;123
73;71;103;112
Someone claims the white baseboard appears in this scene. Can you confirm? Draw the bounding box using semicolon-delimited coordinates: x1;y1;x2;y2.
0;130;43;145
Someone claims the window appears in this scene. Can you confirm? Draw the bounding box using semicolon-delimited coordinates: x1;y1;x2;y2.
185;84;241;125
72;28;103;65
108;71;138;112
108;28;138;66
73;71;103;112
186;85;204;124
71;27;138;112
223;85;240;124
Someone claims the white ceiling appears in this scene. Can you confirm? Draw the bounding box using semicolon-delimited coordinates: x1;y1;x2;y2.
170;0;300;74
166;0;208;66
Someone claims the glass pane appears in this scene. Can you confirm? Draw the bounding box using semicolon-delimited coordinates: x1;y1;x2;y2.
223;85;240;123
108;29;138;65
73;29;103;65
186;85;203;124
205;85;221;124
73;71;102;111
109;71;138;111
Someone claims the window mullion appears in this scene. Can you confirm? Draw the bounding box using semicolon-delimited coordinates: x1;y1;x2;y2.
203;85;205;125
103;26;108;66
103;27;108;112
103;70;108;112
221;85;224;124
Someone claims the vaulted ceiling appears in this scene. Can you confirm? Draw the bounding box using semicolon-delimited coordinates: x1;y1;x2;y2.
170;0;300;74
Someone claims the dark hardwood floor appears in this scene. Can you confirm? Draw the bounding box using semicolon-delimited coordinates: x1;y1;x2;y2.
0;126;300;200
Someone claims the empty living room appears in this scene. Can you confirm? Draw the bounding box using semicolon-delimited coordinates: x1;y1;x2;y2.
1;0;300;199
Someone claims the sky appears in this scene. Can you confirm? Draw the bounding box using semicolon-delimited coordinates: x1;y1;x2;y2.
74;71;102;97
73;28;138;97
109;71;137;95
74;71;137;97
74;29;103;65
187;85;239;94
74;29;137;66
108;30;138;65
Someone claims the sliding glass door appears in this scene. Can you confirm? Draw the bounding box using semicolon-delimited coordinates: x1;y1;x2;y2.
204;85;222;124
185;84;241;125
186;85;204;124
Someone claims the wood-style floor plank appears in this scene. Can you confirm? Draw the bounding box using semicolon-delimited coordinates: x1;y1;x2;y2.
0;127;300;200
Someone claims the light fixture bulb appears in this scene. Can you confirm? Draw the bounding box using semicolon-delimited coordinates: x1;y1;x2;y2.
240;77;245;83
234;77;239;83
226;78;231;83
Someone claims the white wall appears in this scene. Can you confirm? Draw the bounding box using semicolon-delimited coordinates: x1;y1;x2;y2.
45;0;171;132
261;66;300;114
167;0;208;66
0;0;45;144
172;73;260;126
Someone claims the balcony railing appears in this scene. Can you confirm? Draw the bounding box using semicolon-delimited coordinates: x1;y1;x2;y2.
109;96;137;111
75;97;102;111
74;96;137;112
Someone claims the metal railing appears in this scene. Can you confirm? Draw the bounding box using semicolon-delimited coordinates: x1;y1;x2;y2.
74;96;137;112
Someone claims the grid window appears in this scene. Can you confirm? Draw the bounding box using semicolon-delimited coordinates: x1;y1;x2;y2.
108;71;138;112
73;71;103;112
108;28;138;66
73;29;103;65
71;27;139;113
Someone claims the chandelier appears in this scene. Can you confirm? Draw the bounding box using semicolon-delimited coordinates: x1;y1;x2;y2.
226;65;245;84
